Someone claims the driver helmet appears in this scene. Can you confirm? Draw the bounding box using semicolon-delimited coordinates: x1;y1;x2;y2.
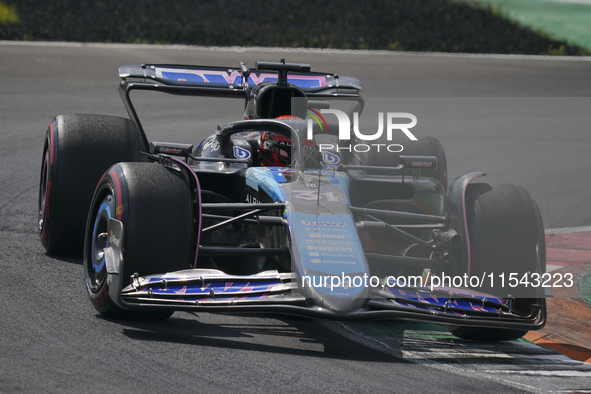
259;131;292;167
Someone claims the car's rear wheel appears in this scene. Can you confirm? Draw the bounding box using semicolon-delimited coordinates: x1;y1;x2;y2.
39;114;140;256
448;183;546;341
84;162;194;320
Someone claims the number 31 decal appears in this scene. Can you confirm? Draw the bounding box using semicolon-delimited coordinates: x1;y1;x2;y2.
291;190;339;201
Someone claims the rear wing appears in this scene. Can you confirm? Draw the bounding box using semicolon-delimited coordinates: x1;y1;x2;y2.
118;62;362;151
119;64;362;93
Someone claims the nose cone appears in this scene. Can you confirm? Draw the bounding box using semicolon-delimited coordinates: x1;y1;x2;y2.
287;183;372;315
290;211;372;314
299;274;370;314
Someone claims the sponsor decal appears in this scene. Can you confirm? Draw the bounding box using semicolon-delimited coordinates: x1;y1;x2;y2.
305;241;352;247
321;253;355;257
109;230;120;247
159;147;182;155
412;161;433;168
245;168;286;202
309;233;345;239
301;220;346;227
292;212;368;280
292;190;339;202
202;139;220;152
321;260;357;265
156;67;327;88
307;246;353;252
303;227;348;232
233;146;251;159
245;194;262;204
321;151;340;166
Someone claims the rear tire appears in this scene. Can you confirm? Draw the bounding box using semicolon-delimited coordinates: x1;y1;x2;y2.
84;162;193;320
448;183;546;341
38;114;140;256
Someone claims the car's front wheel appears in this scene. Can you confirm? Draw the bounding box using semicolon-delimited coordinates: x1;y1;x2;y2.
84;162;194;320
448;183;546;341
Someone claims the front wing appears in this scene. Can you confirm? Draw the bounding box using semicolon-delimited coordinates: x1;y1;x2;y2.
103;242;546;331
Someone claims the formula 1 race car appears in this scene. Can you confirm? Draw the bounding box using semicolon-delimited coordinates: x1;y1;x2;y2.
38;60;547;341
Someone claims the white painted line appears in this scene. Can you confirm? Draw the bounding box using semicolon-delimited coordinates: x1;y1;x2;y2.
1;40;591;62
319;320;545;393
484;370;591;377
546;226;591;235
552;0;591;4
547;264;564;272
402;352;514;359
508;353;586;363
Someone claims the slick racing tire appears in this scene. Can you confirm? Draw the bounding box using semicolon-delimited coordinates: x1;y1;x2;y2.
38;114;140;256
448;183;546;341
361;135;447;189
84;162;193;320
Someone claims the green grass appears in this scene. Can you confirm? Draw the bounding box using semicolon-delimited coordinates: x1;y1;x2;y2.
345;320;453;337
461;0;591;51
0;1;18;25
579;271;591;308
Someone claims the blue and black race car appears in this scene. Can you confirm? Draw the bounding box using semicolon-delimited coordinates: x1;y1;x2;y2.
38;60;547;341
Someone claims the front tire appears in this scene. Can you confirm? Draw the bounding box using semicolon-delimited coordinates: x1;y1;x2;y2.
448;183;546;341
84;162;194;320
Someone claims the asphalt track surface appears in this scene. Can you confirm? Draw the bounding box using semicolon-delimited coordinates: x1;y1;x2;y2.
1;42;591;393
